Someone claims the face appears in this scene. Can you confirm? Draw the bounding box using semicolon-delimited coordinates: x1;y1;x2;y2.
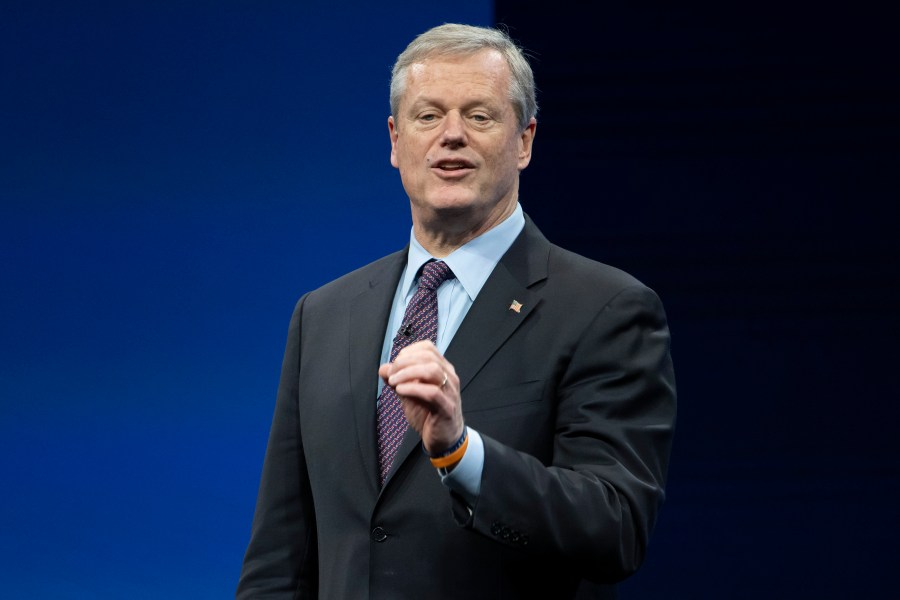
389;49;536;233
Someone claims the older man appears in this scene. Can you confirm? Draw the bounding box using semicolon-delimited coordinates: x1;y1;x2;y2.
237;24;675;600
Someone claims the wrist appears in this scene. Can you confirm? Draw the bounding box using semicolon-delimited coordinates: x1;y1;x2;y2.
427;427;468;469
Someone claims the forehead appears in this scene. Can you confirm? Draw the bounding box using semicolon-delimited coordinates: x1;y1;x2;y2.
402;49;511;107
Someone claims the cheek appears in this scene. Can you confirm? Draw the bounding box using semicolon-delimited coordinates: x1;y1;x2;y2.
397;140;428;167
392;145;413;173
396;155;424;190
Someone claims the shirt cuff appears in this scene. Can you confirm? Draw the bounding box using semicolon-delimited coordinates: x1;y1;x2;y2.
439;426;483;506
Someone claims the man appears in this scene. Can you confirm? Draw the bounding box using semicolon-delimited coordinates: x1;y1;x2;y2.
237;24;675;599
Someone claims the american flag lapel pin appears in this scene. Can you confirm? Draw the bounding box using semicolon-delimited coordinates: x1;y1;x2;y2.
509;300;523;313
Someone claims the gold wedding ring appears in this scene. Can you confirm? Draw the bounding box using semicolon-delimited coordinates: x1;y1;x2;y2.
440;373;448;389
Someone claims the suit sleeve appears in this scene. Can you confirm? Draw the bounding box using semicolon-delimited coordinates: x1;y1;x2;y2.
237;295;318;599
458;284;676;584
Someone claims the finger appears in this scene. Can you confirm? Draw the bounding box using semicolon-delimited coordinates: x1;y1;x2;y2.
387;362;447;387
394;380;450;403
378;362;393;381
401;339;439;353
395;380;461;420
393;340;443;364
391;348;456;380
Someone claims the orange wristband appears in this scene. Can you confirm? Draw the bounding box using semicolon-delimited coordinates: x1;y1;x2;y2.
429;432;469;469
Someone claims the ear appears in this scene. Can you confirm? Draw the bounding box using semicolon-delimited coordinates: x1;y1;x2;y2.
388;116;400;169
517;117;537;171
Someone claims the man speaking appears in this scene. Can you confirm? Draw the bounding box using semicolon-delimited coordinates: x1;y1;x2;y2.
237;23;676;599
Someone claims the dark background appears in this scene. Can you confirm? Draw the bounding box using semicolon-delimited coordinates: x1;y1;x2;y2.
493;2;899;597
2;1;897;597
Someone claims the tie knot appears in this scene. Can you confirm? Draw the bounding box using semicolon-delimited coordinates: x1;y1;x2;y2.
418;260;454;292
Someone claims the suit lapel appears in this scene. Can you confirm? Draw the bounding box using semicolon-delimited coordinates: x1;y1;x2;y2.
444;262;539;393
384;218;550;484
349;249;407;495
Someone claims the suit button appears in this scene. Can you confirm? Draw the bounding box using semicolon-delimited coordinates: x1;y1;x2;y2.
371;526;388;542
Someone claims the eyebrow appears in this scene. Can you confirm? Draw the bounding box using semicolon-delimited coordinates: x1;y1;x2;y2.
406;96;503;114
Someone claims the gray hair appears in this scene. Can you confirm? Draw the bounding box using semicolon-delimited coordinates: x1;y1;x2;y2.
390;23;538;131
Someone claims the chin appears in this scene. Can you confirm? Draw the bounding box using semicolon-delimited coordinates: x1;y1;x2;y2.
419;194;480;215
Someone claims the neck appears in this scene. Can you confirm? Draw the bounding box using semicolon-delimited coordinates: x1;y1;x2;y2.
412;199;517;258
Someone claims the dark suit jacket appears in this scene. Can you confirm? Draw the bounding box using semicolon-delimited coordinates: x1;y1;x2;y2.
237;218;676;599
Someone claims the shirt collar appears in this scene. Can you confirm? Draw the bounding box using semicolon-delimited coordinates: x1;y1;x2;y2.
403;203;526;301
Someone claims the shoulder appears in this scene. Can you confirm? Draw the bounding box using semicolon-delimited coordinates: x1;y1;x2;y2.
512;216;662;313
548;243;657;300
548;243;643;290
295;248;406;312
517;215;647;296
545;243;664;319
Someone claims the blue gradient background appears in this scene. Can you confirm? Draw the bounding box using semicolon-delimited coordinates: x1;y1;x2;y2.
2;1;489;597
4;1;898;598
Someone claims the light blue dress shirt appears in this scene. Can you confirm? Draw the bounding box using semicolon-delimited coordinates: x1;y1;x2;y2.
378;203;525;505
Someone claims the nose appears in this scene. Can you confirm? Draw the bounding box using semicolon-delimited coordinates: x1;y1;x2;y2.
439;111;467;148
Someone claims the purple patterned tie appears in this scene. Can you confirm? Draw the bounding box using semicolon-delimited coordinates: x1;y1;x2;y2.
376;260;454;486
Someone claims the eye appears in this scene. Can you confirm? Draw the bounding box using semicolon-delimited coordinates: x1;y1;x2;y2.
418;112;439;122
468;112;495;126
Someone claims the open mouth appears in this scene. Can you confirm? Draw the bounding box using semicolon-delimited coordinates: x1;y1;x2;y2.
433;158;475;173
